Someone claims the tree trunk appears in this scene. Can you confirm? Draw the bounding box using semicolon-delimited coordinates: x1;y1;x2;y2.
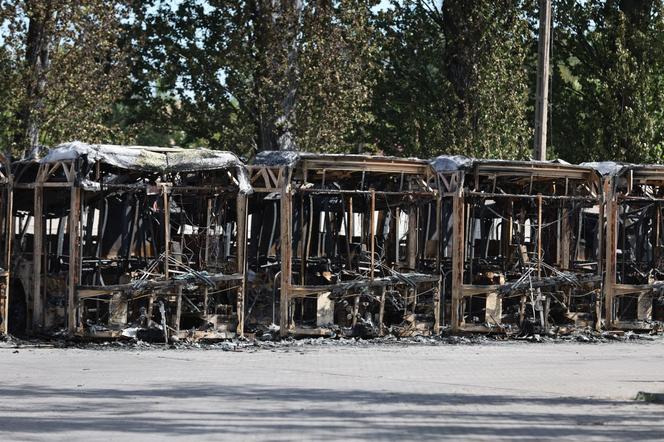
442;0;474;122
252;0;302;152
273;0;302;151
16;0;54;159
620;0;654;29
251;0;276;152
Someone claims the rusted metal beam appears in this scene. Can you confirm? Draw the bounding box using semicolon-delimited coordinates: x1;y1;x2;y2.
1;178;13;335
31;177;44;332
604;179;618;328
295;188;436;197
559;207;571;270
465;191;597;202
236;193;248;337
162;186;170;278
67;186;81;333
279;168;293;337
451;190;465;332
537;194;543;278
370;189;376;280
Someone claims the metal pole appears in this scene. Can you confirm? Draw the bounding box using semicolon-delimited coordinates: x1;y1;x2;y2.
534;0;552;161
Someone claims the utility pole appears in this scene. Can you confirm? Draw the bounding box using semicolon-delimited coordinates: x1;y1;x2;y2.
534;0;552;161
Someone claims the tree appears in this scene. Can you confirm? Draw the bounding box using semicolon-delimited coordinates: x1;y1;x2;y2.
372;0;532;159
0;46;22;148
371;1;453;158
0;0;129;158
295;0;378;152
442;0;532;159
552;0;664;163
123;0;376;155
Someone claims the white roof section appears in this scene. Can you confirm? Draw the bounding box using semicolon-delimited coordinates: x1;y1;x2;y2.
41;141;252;194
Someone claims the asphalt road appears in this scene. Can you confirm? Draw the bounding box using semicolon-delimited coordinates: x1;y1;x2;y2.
1;339;663;441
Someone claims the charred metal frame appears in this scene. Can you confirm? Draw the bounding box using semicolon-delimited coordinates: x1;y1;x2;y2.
11;144;249;340
436;159;603;333
247;152;442;338
0;158;12;335
604;165;664;330
6;145;664;340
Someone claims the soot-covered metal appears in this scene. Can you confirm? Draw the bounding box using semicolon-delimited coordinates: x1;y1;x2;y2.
2;146;662;340
10;142;250;341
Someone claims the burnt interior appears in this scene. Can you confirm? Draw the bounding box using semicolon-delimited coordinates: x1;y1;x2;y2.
5;151;663;339
246;154;442;337
457;163;602;332
611;168;664;325
10;149;246;339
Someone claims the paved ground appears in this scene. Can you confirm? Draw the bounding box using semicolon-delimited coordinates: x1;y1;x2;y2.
0;339;663;441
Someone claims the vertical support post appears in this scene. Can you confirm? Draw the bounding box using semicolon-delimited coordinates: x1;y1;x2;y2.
537;194;543;278
370;189;375;280
299;193;306;284
405;198;419;319
204;198;212;266
348;197;354;239
435;197;441;272
346;196;353;269
279;169;292;337
595;181;605;332
407;205;417;270
2;179;13;335
501;199;514;263
67;186;81;333
201;196;212;320
434;196;442;333
162;186;170;278
236;193;248;337
655;206;661;265
31;174;44;332
451;189;465;331
597;188;604;277
604;179;618;328
559;207;571;270
394;207;400;264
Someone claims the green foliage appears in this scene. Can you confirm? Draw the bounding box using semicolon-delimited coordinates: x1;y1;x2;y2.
553;0;664;164
371;1;453;158
0;0;130;157
122;0;377;155
441;0;532;159
372;0;532;159
1;0;662;163
0;46;22;148
296;0;378;153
